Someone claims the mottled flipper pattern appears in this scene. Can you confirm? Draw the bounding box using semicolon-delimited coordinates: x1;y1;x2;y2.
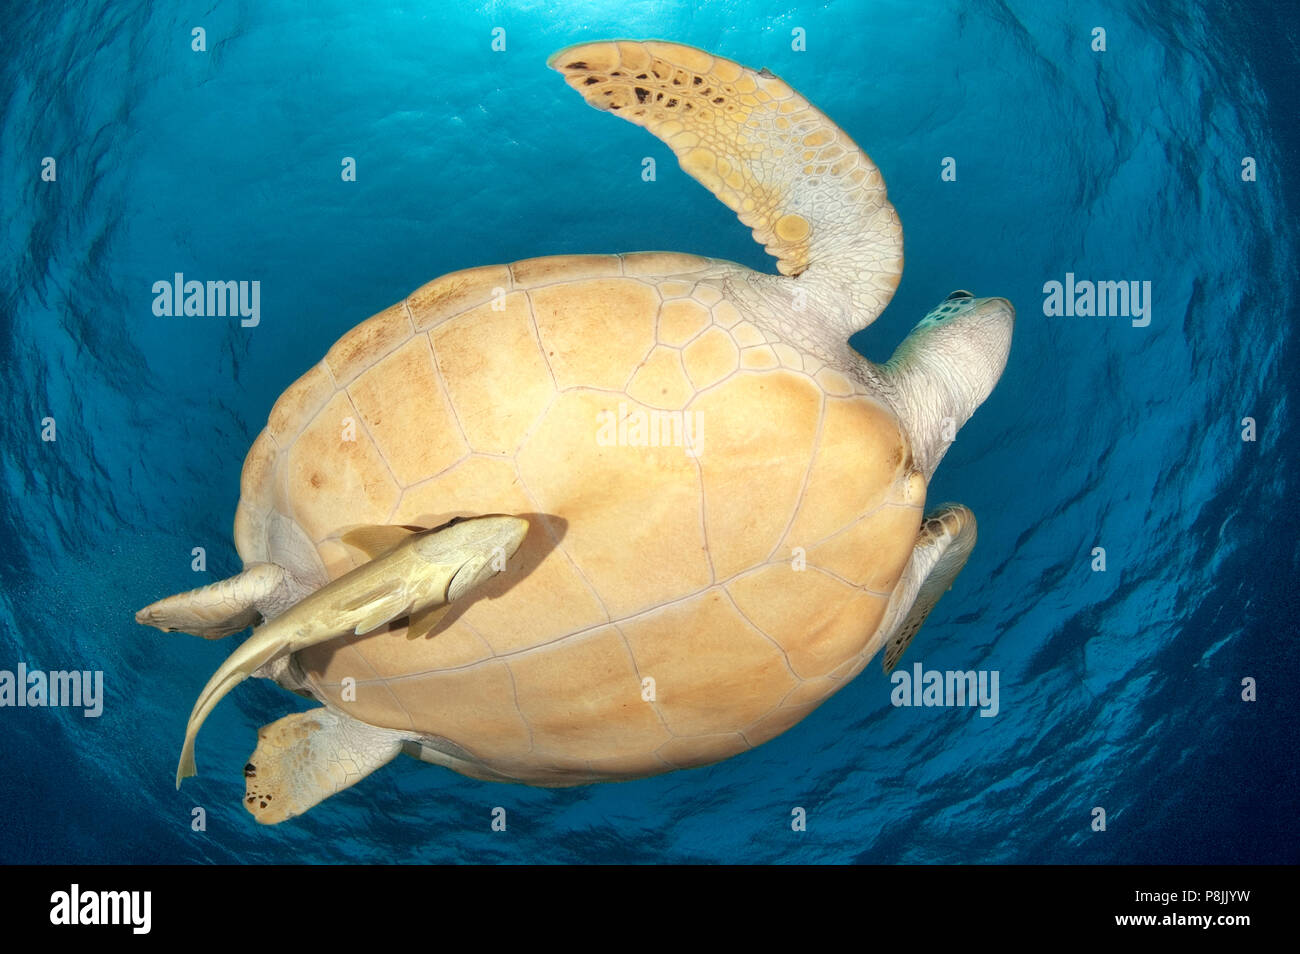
244;707;403;824
550;40;902;325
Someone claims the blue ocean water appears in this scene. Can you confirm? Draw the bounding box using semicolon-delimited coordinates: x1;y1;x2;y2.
1;0;1296;864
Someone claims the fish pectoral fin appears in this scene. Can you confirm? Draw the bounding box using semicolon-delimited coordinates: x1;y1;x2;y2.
405;604;453;641
330;576;419;635
339;525;421;561
347;585;417;636
447;547;514;601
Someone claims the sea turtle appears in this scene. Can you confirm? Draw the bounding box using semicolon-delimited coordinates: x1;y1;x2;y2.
136;40;1014;823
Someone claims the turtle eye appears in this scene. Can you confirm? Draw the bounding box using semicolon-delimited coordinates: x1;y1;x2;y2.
944;289;973;301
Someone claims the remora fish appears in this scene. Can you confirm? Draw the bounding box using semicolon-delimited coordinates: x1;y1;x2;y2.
168;515;529;786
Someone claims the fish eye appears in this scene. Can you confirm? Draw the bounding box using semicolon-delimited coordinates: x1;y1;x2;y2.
944;289;973;301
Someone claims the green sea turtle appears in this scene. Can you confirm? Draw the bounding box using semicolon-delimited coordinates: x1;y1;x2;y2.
135;39;1014;823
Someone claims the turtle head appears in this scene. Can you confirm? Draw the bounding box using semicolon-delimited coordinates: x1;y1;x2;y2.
883;290;1015;480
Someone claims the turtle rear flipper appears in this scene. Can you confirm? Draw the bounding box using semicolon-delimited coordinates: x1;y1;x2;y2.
134;563;286;639
171;515;529;789
244;708;405;824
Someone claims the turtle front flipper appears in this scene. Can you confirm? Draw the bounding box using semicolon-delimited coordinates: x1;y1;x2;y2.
550;41;902;325
243;708;405;824
135;563;286;639
880;505;977;673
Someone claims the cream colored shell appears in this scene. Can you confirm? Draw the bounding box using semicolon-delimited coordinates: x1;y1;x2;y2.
234;253;922;786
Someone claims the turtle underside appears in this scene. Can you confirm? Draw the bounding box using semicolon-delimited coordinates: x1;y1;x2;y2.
234;252;923;786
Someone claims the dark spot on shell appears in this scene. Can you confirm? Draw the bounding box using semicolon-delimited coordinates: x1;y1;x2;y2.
309;473;323;488
244;763;257;777
634;87;650;103
565;61;588;70
636;73;648;79
692;76;702;85
713;97;724;104
583;77;599;86
246;795;256;804
666;97;678;108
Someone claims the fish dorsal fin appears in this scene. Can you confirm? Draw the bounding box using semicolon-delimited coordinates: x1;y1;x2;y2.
340;525;420;561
